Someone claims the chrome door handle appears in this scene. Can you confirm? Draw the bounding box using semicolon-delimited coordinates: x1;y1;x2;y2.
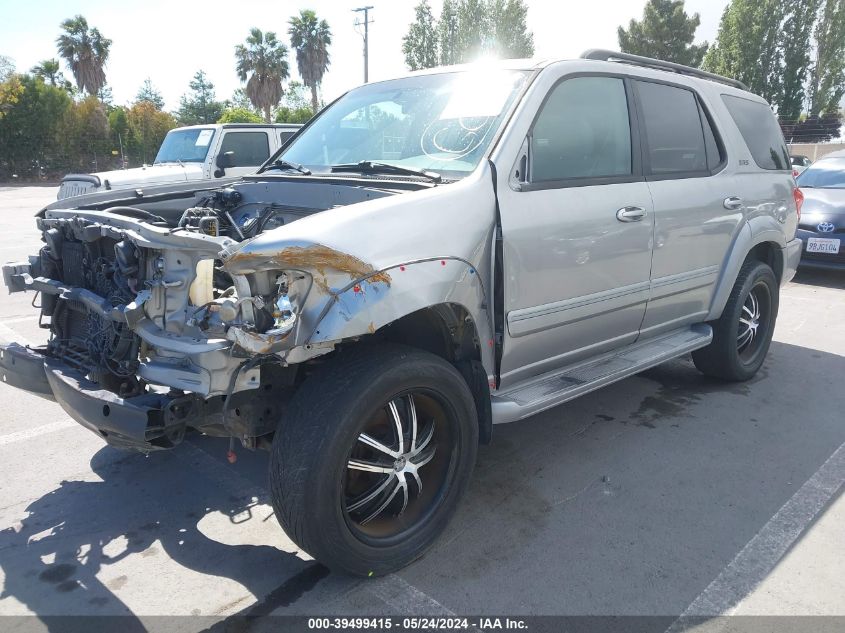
616;206;646;222
724;196;743;210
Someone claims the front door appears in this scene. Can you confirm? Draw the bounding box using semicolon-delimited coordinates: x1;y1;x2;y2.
496;74;654;388
217;130;273;178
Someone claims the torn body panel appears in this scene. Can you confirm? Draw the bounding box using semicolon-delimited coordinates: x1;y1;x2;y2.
220;165;499;378
2;164;498;451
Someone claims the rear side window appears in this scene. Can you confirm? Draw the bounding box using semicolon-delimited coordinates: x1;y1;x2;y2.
530;76;632;182
636;81;708;175
220;131;271;167
722;95;789;170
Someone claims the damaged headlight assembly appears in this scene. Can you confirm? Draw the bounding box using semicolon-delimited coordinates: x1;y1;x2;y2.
217;271;309;356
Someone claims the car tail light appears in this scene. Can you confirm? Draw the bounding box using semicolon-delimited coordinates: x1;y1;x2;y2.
792;169;800;178
793;186;804;221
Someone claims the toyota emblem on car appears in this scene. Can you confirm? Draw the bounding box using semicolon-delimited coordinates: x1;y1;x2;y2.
817;221;836;233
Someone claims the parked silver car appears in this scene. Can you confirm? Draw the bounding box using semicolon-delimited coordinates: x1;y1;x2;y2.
1;50;802;576
796;150;845;269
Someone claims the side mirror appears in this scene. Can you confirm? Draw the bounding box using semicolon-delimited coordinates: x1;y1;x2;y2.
214;151;235;177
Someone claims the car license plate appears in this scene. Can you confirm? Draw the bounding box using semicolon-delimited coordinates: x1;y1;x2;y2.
806;238;840;254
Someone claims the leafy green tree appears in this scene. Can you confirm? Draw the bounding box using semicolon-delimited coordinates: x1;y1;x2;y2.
488;0;534;58
808;0;845;116
0;56;13;82
282;81;311;110
288;10;332;113
30;59;73;93
97;84;114;106
404;1;439;70
56;15;112;96
135;78;164;110
177;70;224;125
58;95;111;172
455;0;487;61
126;100;176;165
274;106;313;124
0;75;71;177
218;107;263;124
412;0;534;69
273;81;315;123
235;28;290;123
778;0;822;120
229;88;257;112
0;75;23;119
438;0;460;65
617;0;708;66
108;106;130;165
703;0;785;105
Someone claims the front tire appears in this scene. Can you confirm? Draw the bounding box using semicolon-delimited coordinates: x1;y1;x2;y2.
269;344;478;576
692;260;779;381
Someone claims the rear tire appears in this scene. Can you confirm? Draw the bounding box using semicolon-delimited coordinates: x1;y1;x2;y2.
692;260;778;381
269;344;478;576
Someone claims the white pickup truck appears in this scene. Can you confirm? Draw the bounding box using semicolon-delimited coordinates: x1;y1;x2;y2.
57;123;302;200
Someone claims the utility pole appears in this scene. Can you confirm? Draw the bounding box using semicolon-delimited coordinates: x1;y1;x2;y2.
353;6;374;83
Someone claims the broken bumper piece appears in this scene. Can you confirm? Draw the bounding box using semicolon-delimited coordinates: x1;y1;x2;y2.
0;343;214;451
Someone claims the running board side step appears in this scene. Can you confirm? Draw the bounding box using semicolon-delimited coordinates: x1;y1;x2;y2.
491;324;713;424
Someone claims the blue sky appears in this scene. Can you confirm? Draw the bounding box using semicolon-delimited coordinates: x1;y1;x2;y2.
0;0;727;110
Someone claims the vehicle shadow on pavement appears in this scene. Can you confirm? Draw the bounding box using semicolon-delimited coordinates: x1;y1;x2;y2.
0;441;327;627
415;340;845;615
0;341;843;621
793;268;845;290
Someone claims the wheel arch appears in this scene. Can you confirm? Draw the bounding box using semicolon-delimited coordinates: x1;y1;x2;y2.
706;219;787;321
312;293;494;445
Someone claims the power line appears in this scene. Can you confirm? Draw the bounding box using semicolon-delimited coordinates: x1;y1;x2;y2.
352;6;374;83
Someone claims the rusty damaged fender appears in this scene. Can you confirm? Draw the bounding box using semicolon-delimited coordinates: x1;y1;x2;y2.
221;164;499;376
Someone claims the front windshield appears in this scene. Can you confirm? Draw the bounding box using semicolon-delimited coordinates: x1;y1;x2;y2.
154;128;216;164
277;69;529;178
797;157;845;189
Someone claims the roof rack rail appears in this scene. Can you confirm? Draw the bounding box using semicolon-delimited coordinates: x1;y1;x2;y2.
580;49;749;91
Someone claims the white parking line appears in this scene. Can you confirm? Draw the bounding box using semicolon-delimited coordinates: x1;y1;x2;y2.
367;574;460;617
666;440;845;631
0;419;77;446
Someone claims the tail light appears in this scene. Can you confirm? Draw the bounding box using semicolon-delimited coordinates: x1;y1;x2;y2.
793;186;804;221
792;169;800;178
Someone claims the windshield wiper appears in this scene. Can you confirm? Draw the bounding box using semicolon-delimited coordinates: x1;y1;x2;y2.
264;159;311;175
330;161;441;183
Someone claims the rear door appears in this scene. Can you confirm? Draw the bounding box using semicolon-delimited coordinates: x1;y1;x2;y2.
496;74;654;387
633;79;737;337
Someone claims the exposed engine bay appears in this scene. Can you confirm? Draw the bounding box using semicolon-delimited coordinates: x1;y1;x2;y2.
4;178;409;450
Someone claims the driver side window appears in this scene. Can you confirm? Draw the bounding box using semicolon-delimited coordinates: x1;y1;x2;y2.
531;76;632;183
220;131;271;167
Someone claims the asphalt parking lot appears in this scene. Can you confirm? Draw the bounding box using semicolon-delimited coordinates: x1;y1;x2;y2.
0;186;842;628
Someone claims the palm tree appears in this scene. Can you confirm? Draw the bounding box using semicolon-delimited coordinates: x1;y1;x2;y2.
235;28;289;123
31;59;61;85
56;15;111;96
288;10;332;113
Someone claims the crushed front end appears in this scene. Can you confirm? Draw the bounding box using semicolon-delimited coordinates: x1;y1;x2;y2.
1;200;309;452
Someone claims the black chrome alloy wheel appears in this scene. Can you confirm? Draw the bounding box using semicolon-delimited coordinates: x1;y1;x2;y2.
344;392;455;542
736;280;772;365
269;344;478;576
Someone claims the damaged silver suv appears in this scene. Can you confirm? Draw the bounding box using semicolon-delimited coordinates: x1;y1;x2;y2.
1;51;802;576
